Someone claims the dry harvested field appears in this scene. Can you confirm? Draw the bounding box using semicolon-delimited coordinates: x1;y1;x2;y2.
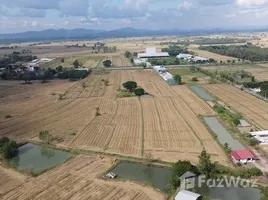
188;44;239;62
203;84;268;130
0;70;228;164
244;68;268;81
0;155;166;200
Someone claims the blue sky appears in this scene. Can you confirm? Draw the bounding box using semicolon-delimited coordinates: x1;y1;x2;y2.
0;0;268;33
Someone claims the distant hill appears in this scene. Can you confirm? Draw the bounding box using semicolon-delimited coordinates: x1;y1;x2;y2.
0;27;268;44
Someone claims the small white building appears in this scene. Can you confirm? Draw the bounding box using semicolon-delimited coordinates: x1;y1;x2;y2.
191;56;208;62
133;58;148;65
250;130;268;144
138;47;169;58
177;54;193;60
153;66;167;73
175;190;201;200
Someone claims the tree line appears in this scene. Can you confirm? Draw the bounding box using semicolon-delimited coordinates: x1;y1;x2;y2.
199;44;268;62
0;51;37;68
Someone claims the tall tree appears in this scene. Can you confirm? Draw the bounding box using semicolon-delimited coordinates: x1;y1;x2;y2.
123;81;137;92
174;75;182;85
198;149;216;178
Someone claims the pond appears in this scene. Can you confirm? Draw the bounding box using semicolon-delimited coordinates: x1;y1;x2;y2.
190;86;214;101
6;143;71;175
111;162;172;192
204;117;245;151
195;185;262;200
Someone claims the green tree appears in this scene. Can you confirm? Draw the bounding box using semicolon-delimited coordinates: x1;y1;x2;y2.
73;59;79;68
61;58;64;63
251;76;255;82
56;65;63;72
134;88;145;96
123;81;137;92
169;160;199;189
249;138;259;146
174;75;182;85
103;60;112;67
192;77;198;82
124;51;132;58
1;140;18;159
39;130;52;144
198;149;216;178
0;137;10;147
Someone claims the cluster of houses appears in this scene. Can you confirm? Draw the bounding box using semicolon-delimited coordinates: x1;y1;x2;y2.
176;53;208;62
133;47;209;65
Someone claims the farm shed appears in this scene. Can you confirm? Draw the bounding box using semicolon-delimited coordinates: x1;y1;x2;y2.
138;47;169;58
175;190;201;200
177;53;193;60
191;56;208;62
231;150;258;164
250;130;268;144
238;120;251;127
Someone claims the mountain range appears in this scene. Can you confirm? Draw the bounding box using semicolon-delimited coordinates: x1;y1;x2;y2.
0;27;268;44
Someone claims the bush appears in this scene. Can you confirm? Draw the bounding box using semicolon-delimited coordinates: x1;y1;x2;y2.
134;88;145;96
192;77;198;82
4;114;12;119
174;74;182;85
103;60;112;67
249;138;259;146
1;141;18;159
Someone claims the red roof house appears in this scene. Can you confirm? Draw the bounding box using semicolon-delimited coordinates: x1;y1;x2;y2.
231;150;258;163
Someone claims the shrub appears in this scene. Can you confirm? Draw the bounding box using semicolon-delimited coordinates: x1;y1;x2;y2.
249;138;259;146
4;114;12;119
134;88;145;96
192;77;198;82
1;140;18;159
174;74;182;85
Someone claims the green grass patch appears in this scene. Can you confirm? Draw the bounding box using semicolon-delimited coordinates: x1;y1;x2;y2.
116;91;136;98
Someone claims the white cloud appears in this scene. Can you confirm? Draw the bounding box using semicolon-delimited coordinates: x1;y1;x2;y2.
236;0;266;7
31;21;38;27
121;19;132;24
64;21;69;25
178;1;194;10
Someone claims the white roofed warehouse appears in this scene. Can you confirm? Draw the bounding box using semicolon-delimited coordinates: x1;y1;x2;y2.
175;190;202;200
138;47;169;58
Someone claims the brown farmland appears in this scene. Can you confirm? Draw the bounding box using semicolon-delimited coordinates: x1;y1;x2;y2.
0;70;228;164
0;155;166;200
203;84;268;129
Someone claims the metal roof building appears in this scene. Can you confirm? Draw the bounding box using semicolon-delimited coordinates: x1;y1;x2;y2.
177;53;193;60
138;47;169;58
175;190;201;200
